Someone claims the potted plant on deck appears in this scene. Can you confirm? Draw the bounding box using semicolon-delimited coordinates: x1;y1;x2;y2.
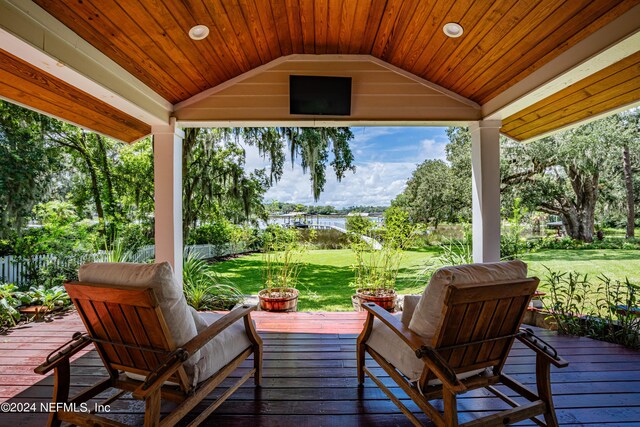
350;207;417;312
258;226;306;312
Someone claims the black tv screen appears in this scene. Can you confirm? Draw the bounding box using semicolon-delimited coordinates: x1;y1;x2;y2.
289;75;352;116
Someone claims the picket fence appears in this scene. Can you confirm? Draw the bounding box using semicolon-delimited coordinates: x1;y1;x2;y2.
0;242;247;287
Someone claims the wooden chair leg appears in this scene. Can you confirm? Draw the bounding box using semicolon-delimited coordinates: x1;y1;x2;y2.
357;342;366;385
244;314;263;386
47;359;70;427
443;389;459;427
143;389;161;427
536;355;559;427
254;345;263;386
356;313;374;385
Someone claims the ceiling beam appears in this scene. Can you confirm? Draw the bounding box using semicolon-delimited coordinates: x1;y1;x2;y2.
483;3;640;122
0;0;171;127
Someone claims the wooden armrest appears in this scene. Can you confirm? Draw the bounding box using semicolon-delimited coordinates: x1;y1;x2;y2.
362;303;426;352
133;304;257;399
34;334;93;375
361;303;465;392
183;304;257;355
517;331;569;368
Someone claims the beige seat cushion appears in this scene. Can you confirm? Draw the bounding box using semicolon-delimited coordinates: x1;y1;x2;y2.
193;312;253;384
367;313;429;382
78;262;201;379
408;260;528;339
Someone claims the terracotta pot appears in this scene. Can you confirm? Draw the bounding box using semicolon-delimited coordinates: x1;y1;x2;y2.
258;288;299;312
353;288;397;312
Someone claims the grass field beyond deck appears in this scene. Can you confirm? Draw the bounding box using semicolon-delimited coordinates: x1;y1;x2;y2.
210;248;640;311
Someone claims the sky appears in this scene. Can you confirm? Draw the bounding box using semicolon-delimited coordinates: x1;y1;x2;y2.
243;127;450;208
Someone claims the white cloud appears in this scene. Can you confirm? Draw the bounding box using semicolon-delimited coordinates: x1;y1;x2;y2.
241;127;449;208
261;159;415;208
418;138;447;162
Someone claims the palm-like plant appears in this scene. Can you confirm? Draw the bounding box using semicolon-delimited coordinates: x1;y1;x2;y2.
183;253;244;310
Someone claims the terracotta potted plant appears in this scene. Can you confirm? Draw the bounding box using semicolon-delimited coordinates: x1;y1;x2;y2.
258;226;306;312
350;207;417;312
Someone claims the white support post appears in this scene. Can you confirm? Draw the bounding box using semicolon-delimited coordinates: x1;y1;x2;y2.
153;118;184;282
470;120;502;263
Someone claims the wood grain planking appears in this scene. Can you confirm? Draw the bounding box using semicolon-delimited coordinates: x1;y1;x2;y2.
370;0;405;58
110;0;211;92
424;0;498;84
141;0;228;86
5;311;640;425
508;85;640;141
346;0;373;54
270;0;294;56
208;0;259;71
386;0;437;66
0;50;150;142
357;0;388;54
507;72;640;136
466;0;584;101
410;0;468;78
252;0;282;60
221;0;267;66
299;0;315;54
337;0;358;53
446;0;542;94
503;52;640;134
284;0;304;53
474;0;640;103
376;0;420;62
312;0;328;55
92;301;134;368
405;0;458;75
107;304;149;370
237;0;275;63
33;0;184;102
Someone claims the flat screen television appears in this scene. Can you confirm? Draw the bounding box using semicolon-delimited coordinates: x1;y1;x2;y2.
289;75;352;116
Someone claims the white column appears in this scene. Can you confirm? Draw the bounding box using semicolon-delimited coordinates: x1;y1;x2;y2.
470;120;502;263
153;118;184;281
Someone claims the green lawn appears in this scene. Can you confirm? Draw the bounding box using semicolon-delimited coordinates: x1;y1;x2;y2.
210;248;640;311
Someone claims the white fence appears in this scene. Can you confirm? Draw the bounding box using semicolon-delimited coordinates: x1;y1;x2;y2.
0;242;248;287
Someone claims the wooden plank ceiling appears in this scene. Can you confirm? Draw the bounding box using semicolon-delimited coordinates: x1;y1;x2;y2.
33;0;638;106
0;48;151;143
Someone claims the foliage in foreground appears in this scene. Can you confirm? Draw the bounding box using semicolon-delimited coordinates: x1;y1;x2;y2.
261;226;309;290
541;268;639;349
183;254;244;311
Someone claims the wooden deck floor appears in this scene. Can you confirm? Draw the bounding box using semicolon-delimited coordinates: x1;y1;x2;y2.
1;311;640;426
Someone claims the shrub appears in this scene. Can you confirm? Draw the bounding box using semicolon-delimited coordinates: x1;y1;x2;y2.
0;284;23;328
183;254;243;310
541;268;639;349
298;229;350;249
261;226;307;289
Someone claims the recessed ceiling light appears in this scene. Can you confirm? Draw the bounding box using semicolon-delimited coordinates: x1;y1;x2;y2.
443;22;464;38
189;25;210;40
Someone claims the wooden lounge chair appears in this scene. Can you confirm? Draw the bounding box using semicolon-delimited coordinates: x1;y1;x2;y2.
35;262;262;427
357;260;568;426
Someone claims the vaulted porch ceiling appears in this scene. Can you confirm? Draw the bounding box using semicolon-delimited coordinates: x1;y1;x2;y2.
1;0;639;143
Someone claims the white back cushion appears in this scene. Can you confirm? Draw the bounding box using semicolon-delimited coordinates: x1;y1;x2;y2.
78;262;200;368
408;260;528;340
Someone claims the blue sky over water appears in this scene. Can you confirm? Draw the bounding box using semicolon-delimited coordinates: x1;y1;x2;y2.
245;126;450;208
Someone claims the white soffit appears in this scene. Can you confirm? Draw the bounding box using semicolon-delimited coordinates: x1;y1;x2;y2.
0;0;171;126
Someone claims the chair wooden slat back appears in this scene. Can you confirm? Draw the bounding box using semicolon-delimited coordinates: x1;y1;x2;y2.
432;278;538;375
65;282;181;382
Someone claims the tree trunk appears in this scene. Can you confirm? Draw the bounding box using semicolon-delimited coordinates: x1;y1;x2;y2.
622;143;635;238
563;167;598;242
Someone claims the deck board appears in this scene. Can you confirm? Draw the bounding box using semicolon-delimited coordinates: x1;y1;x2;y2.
0;311;639;426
